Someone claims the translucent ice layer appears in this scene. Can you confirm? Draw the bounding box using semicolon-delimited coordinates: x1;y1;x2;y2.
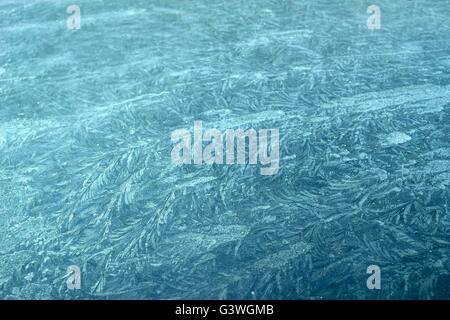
0;0;449;299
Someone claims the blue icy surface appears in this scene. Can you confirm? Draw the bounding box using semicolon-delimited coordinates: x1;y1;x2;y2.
0;0;450;299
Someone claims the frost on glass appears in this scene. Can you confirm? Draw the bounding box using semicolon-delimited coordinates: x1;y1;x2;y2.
0;0;449;299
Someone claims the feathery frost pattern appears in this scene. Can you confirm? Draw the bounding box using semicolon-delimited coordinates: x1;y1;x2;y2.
0;0;450;299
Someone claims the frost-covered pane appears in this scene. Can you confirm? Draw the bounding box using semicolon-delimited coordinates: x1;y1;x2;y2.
0;0;449;299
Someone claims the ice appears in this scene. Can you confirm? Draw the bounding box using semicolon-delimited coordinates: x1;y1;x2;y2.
1;0;450;300
381;132;412;147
